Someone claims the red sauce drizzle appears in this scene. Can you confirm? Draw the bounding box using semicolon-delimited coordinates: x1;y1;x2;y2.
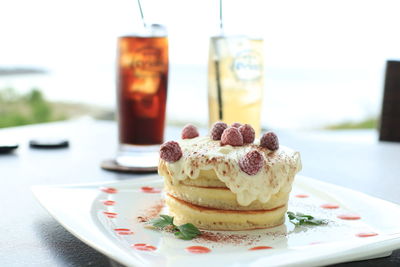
141;186;161;193
131;243;157;251
103;211;118;218
114;228;133;235
116;231;133;235
102;200;116;206
356;232;378;237
185;246;211;254
249;246;272;251
132;243;146;247
295;194;309;198
101;187;117;194
337;214;361;220
309;242;323;245
320;203;339;209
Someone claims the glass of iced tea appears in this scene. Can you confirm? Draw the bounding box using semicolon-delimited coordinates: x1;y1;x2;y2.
208;36;264;135
116;24;168;168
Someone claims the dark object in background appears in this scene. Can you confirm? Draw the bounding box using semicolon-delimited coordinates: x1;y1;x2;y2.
379;60;400;142
29;139;69;149
0;143;19;154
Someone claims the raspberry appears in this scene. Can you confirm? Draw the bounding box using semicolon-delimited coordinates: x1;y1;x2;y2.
159;141;182;162
220;127;243;146
239;150;264;175
210;121;228;140
239;124;255;144
182;124;199;139
260;132;279;151
231;122;242;128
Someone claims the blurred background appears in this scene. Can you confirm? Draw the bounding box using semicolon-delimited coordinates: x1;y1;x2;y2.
1;0;400;130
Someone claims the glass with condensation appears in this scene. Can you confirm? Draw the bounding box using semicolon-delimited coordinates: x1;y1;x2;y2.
208;36;264;135
116;24;168;168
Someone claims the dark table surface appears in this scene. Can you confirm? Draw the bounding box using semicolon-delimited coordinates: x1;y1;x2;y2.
1;119;400;266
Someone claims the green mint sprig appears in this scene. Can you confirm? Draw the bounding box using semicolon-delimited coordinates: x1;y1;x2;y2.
287;211;328;226
149;215;201;240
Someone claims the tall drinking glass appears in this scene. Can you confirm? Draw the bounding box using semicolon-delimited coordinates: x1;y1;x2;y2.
208;36;264;135
116;25;168;168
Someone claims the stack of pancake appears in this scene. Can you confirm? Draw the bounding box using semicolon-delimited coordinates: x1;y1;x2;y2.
158;135;301;231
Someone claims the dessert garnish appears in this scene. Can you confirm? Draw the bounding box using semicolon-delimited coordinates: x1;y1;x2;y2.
238;124;255;144
231;122;243;128
239;150;264;175
260;132;279;151
159;141;182;162
220;127;244;146
210;121;228;140
149;214;201;240
182;124;199;139
287;211;328;226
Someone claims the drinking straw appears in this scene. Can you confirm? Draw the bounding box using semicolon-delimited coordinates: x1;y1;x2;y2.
215;48;223;120
219;0;224;35
215;0;224;120
137;0;147;29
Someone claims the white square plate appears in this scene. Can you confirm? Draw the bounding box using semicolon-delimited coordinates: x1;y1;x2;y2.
32;175;400;267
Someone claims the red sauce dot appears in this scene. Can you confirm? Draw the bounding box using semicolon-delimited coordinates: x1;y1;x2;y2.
295;194;309;198
114;228;130;231
117;231;133;235
102;200;116;206
356;232;378;237
249;246;273;251
103;211;118;218
320;203;339;209
132;243;146;247
185;246;211;254
337;214;361;220
114;228;133;235
132;244;157;251
141;186;161;193
101;187;117;194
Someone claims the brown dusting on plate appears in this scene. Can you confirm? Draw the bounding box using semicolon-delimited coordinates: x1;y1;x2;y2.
137;200;165;223
196;232;261;246
196;229;287;246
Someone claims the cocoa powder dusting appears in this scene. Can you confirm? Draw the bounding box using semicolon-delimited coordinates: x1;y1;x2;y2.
196;230;287;246
196;232;261;246
137;200;165;223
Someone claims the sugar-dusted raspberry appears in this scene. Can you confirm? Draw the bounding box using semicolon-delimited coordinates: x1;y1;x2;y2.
159;141;182;162
239;124;255;144
260;132;279;151
210;121;228;140
220;127;243;146
182;124;199;139
231;122;242;128
239;150;264;175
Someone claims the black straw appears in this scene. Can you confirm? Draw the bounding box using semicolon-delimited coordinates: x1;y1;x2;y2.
137;0;147;29
215;58;223;120
215;0;224;120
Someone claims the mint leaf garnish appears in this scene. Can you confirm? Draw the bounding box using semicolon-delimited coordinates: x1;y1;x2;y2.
149;215;201;240
150;214;174;228
175;223;202;240
287;211;328;226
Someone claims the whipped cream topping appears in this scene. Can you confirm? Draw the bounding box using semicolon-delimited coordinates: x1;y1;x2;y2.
159;136;302;206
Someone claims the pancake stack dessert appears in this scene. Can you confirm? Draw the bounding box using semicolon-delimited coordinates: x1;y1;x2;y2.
158;122;302;230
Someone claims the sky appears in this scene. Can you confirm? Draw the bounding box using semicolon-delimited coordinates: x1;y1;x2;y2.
1;0;400;129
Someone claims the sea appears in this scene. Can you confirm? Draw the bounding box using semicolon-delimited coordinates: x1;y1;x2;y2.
0;63;384;130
